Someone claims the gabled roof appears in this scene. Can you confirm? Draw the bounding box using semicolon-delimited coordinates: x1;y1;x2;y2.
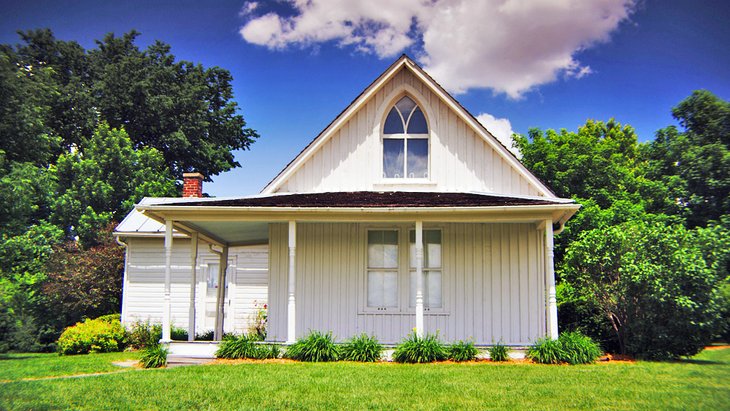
261;54;556;198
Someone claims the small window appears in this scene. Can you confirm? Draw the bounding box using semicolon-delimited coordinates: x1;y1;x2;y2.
367;230;399;308
206;263;219;297
409;230;442;308
383;96;429;179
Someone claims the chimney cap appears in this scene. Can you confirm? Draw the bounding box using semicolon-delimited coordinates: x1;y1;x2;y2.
182;172;205;180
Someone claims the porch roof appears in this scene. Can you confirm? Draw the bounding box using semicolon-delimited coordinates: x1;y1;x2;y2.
128;191;579;247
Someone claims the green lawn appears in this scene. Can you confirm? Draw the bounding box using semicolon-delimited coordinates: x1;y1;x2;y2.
0;351;139;382
1;349;728;410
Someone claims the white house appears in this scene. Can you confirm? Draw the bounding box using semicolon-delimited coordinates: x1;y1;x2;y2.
114;55;579;347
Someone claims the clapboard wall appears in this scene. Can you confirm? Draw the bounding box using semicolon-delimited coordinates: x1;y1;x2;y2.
268;222;547;345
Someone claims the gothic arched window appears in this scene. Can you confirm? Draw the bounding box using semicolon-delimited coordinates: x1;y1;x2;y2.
382;96;429;178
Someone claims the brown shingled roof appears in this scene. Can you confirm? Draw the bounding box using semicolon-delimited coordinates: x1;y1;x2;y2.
165;191;567;208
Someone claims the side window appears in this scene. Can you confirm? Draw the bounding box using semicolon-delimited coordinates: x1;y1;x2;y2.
409;230;442;308
206;263;219;297
367;230;399;308
383;96;429;179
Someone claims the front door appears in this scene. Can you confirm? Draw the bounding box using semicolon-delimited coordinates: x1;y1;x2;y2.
201;257;236;334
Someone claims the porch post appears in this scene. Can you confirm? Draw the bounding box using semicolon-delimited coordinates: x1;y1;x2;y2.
415;221;424;337
287;221;297;344
545;219;559;339
162;220;173;343
214;245;229;340
187;232;198;341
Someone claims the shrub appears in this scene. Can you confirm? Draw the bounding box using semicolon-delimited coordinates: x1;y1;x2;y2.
488;341;511;362
196;330;214;341
126;321;162;350
559;331;602;364
140;344;168;368
527;332;602;365
57;316;126;355
254;344;281;359
285;331;340;362
171;326;188;341
216;334;260;359
527;337;564;364
340;334;383;362
392;332;448;363
449;340;478;362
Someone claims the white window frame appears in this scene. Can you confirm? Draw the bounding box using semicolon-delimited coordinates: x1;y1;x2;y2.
361;225;447;315
382;95;431;180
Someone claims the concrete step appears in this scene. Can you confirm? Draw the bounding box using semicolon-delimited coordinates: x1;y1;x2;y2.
166;355;215;368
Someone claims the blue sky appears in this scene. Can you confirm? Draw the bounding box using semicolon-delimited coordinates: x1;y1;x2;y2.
1;0;728;197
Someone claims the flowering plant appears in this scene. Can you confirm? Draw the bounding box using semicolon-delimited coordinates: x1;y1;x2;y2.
249;301;268;340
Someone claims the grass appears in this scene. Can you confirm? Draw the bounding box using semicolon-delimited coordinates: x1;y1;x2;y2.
1;349;729;409
0;351;140;382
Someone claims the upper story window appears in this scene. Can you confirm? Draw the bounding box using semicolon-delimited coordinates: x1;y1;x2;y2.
383;96;429;179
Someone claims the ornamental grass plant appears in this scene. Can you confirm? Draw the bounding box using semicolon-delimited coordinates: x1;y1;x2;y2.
392;332;448;363
140;344;168;368
488;341;511;362
448;340;478;362
284;331;340;362
340;333;383;362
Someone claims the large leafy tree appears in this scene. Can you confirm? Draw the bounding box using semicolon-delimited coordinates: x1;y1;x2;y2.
645;90;730;227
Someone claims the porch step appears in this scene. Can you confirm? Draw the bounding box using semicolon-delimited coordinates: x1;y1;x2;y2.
166;354;215;368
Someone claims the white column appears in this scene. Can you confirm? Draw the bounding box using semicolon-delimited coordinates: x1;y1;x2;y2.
161;220;173;343
286;221;297;344
545;219;559;339
214;245;229;340
415;221;424;337
187;232;198;341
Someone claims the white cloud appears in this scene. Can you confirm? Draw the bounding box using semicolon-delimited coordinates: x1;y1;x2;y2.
476;113;521;157
239;0;635;98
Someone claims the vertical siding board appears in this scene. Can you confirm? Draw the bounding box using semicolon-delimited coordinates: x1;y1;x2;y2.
519;226;530;343
527;228;538;341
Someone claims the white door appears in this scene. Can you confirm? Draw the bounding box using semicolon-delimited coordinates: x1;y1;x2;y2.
201;257;236;334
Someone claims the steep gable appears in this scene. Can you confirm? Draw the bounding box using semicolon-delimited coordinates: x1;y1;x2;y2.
263;56;555;198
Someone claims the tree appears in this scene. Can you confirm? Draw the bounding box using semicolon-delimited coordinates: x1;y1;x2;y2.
52;122;176;246
645;90;730;227
562;221;723;359
43;224;124;328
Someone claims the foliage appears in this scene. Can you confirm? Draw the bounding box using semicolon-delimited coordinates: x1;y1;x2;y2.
43;224;124;328
171;326;188;341
558;331;602;365
57;316;126;355
392;332;448;363
140;344;168;368
562;221;722;359
3;349;730;410
284;331;340;362
527;337;564;364
195;330;215;341
488;341;510;362
248;301;267;340
216;334;260;359
340;333;383;362
126;321;162;350
448;340;478;362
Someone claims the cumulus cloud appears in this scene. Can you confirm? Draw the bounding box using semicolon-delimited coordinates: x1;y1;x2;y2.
239;0;635;98
476;113;520;157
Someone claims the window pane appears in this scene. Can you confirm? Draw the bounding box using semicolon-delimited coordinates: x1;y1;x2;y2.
383;107;404;134
395;96;416;118
368;271;398;307
427;271;442;308
207;263;219;297
407;107;428;134
407;138;428;178
425;230;441;268
368;230;398;269
383;139;404;178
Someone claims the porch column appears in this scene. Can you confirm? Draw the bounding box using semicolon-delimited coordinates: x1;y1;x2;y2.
161;220;173;343
214;245;229;340
415;221;424;337
545;219;559;339
187;232;198;341
287;221;297;344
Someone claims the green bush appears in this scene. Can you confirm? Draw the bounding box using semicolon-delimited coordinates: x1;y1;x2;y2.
140;344;168;368
255;344;281;359
527;337;564;364
216;334;259;359
559;331;602;364
57;316;126;355
285;331;340;362
171;326;188;341
196;330;214;341
126;321;162;350
488;341;511;362
448;340;478;362
392;332;448;363
340;334;383;362
528;332;602;364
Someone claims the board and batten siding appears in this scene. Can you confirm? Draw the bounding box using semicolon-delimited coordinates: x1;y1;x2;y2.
122;237;268;334
268;222;547;345
275;68;540;197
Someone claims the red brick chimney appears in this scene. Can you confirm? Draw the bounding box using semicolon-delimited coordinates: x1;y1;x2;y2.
182;172;204;198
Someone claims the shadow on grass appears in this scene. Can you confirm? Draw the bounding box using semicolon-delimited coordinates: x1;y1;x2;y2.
0;355;35;361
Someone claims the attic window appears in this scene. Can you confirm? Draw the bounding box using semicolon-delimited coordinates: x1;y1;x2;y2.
383;96;429;179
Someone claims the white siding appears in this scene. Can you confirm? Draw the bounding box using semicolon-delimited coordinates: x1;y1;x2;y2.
268;222;547;345
122;238;268;335
276;68;541;197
